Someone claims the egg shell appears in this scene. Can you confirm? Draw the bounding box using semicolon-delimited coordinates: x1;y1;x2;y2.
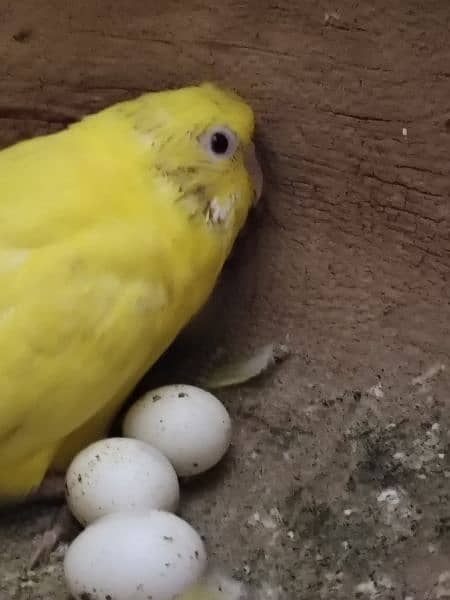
123;384;232;476
64;510;207;600
66;437;179;525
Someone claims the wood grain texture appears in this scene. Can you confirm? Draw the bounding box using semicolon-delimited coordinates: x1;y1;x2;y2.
0;2;449;598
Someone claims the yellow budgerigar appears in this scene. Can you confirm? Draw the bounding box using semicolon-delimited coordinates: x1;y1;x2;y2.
0;83;262;507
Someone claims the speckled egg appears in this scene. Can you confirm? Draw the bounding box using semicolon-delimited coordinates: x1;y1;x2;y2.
64;510;207;600
123;384;232;476
66;437;179;525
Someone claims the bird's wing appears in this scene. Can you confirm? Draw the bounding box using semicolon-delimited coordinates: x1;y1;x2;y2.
0;220;177;461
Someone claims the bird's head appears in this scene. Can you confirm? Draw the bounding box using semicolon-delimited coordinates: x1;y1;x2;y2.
113;83;262;252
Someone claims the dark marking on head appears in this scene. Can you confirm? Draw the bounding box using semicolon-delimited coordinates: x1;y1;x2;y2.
167;165;199;176
178;392;188;398
163;165;201;189
177;184;207;202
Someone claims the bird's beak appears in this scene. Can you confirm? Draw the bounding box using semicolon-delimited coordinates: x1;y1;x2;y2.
245;142;263;205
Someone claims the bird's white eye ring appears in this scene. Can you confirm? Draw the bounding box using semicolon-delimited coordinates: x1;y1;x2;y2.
200;126;238;160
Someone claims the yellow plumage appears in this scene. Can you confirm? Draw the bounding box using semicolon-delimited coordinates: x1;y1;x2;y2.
0;83;260;500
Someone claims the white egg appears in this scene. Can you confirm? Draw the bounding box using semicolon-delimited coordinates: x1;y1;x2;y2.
64;510;207;600
66;437;179;525
123;384;232;477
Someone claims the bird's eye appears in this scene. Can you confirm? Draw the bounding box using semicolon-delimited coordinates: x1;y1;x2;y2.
200;127;238;160
211;132;229;154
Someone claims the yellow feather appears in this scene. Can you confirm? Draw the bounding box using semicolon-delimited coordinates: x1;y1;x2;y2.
176;585;220;600
0;83;258;500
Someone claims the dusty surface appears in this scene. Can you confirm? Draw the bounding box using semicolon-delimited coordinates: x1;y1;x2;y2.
0;1;449;598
